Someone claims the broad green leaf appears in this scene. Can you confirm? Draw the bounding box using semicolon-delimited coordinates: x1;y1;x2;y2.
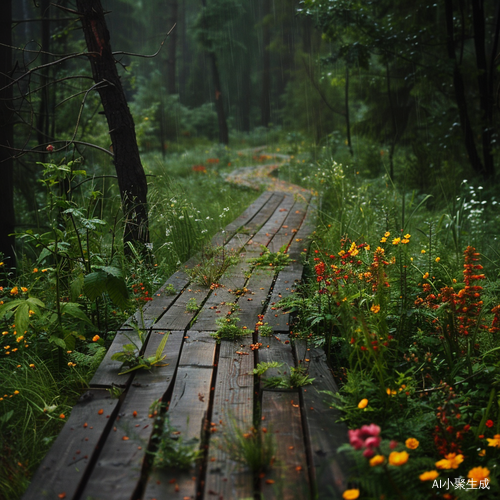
60;302;93;326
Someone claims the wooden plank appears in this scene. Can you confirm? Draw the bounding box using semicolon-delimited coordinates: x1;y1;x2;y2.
237;269;274;330
154;285;211;331
262;271;302;332
203;341;255;500
21;389;119;500
120;271;190;330
142;332;216;500
257;333;295;382
294;342;350;500
260;391;310;500
239;192;285;239
80;331;184;500
90;329;147;388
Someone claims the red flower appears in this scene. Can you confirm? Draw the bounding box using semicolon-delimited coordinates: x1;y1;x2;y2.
46;144;54;152
486;420;494;428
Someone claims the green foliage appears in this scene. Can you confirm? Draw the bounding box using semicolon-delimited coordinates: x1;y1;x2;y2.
253;361;284;376
247;244;291;271
186;244;239;287
153;420;203;471
83;266;129;310
262;366;315;389
211;306;248;343
185;297;199;313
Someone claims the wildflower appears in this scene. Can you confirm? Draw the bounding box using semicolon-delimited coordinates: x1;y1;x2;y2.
16;336;24;343
392;237;401;245
485;419;494;428
386;388;397;396
21;287;28;292
421;249;426;254
422;272;429;279
46;144;54;152
404;234;411;239
405;438;419;450
33;268;38;273
370;304;380;314
369;455;385;467
92;335;100;342
342;489;360;500
358;399;368;409
67;362;76;367
10;286;18;295
467;466;490;483
29;364;35;368
388;451;409;466
486;434;500;447
13;390;19;395
419;470;439;481
478;449;486;456
384;231;390;237
435;453;464;469
59;414;65;419
435;257;440;263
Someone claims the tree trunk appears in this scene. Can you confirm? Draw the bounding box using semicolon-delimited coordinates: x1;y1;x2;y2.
209;52;229;144
76;0;150;248
0;0;16;269
472;0;495;179
167;0;177;95
261;0;271;127
345;65;353;156
37;0;51;146
444;0;485;176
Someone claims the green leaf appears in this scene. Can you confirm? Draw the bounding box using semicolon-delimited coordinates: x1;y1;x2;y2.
49;335;66;349
60;302;93;326
83;269;129;309
70;274;85;302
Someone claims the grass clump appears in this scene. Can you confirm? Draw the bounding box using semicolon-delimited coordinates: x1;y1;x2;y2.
210;306;248;343
186;245;239;287
248;244;291;271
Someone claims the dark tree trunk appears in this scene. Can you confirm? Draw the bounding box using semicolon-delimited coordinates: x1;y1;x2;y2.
386;63;397;181
209;52;229;144
444;0;485;176
345;65;353;156
472;0;495;179
167;0;177;95
241;65;251;132
76;0;150;247
261;0;271;127
0;0;16;269
37;0;51;146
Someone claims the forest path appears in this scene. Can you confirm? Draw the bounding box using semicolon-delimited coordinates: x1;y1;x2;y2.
22;171;350;500
226;146;312;196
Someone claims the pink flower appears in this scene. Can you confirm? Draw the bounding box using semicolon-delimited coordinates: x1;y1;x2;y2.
390;440;398;449
365;437;381;449
46;144;54;152
360;424;381;438
363;448;375;458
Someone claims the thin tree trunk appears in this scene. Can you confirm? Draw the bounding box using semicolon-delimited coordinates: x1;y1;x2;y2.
472;0;495;179
444;0;484;176
0;0;15;269
386;63;397;181
167;0;177;95
76;0;150;247
37;0;51;146
261;0;271;127
345;65;353;156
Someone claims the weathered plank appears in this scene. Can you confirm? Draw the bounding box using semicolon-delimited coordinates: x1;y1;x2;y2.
237;269;274;330
257;332;295;382
294;342;350;500
262;271;302;332
21;389;119;500
142;331;216;500
80;331;184;500
261;391;310;500
154;285;211;331
203;341;255;500
90;329;148;388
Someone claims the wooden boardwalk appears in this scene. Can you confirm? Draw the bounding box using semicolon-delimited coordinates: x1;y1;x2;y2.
22;190;350;500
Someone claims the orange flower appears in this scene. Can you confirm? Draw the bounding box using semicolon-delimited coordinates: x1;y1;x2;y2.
92;335;100;342
405;438;419;450
369;455;385;467
370;304;380;314
342;490;360;500
467;466;490;483
388;451;409;466
419;470;439;481
435;453;464;469
486;434;500;447
357;398;368;409
59;414;65;419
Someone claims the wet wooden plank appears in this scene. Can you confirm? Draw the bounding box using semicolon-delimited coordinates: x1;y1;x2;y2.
90;329;147;388
143;332;216;500
203;341;255;500
261;391;310;500
237;269;274;330
154;285;211;331
257;332;295;382
22;389;119;500
80;331;184;500
294;342;350;500
262;271;302;332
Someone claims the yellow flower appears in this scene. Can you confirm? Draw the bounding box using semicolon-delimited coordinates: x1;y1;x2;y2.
478;449;486;457
16;336;24;343
380;237;387;243
342;489;360;500
10;286;18;295
435;453;464;470
435;257;440;263
404;234;411;239
92;335;101;342
33;268;38;273
405;438;419;450
13;390;19;395
392;237;401;245
386;388;397;396
29;364;35;368
467;466;490;483
486;434;500;447
419;470;439;481
21;287;28;293
422;272;429;279
388;451;409;466
421;249;426;254
384;231;390;237
370;304;380;314
369;455;385;467
358;398;368;409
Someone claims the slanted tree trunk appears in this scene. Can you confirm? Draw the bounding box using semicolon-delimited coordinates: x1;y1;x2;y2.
0;0;16;269
444;0;485;177
76;0;149;249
